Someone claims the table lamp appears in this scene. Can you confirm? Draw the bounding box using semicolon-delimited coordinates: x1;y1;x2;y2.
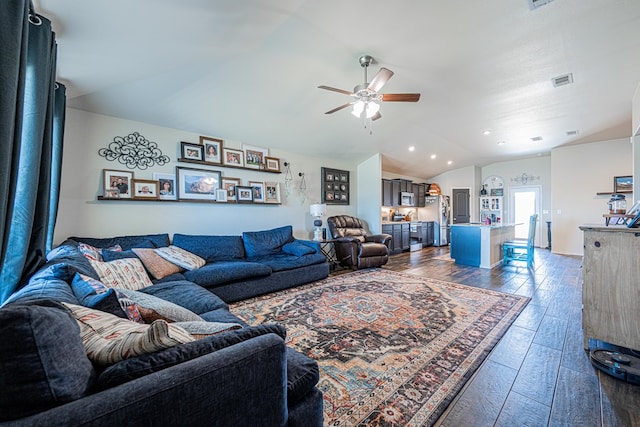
309;203;326;241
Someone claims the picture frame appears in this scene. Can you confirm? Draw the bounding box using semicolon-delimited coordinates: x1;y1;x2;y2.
216;188;228;203
243;144;268;170
249;181;265;203
614;175;633;193
103;169;134;199
321;167;349;205
132;179;159;199
200;136;223;165
153;172;177;200
103;189;120;199
265;156;281;173
222;148;245;167
236;186;254;203
181;142;204;161
265;182;281;204
490;188;504;196
221;177;241;200
176;166;221;201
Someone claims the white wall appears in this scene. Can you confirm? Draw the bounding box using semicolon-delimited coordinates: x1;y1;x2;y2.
357;154;382;233
54;109;358;244
426;165;479;221
551;138;632;255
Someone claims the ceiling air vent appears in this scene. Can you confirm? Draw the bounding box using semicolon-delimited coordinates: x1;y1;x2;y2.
529;0;554;10
530;136;543;142
552;73;574;87
566;130;579;136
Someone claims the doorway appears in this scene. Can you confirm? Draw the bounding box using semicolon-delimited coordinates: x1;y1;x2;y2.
451;188;470;224
509;186;541;247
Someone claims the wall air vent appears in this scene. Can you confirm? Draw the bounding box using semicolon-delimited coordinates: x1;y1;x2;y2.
552;73;574;87
566;130;579;136
528;0;554;10
530;136;543;142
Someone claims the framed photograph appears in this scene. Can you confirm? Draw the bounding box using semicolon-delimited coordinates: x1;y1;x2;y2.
104;169;134;199
249;181;265;203
103;189;120;199
265;156;281;173
243;144;268;169
133;179;159;199
216;189;228;203
153;172;177;200
265;182;280;204
236;186;254;203
223;148;245;167
221;177;241;200
490;188;504;196
614;175;633;193
321;167;349;205
200;136;223;165
176;166;221;201
181;142;204;161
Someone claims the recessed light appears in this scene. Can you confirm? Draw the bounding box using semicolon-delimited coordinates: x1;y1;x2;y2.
497;141;506;145
408;146;415;152
430;154;437;160
447;160;453;165
483;130;492;135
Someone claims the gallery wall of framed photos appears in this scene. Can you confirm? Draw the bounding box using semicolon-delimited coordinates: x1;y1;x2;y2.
321;167;350;205
98;136;283;205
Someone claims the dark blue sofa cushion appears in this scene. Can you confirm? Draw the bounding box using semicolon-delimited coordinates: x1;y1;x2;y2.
70;273;127;318
68;233;170;250
172;234;245;262
242;225;294;258
200;308;249;325
282;241;315;256
139;280;228;314
183;261;271;287
285;347;320;405
95;324;286;390
3;262;77;306
0;300;95;421
249;253;327;272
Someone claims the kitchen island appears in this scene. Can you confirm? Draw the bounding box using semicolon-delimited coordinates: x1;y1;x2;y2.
450;223;516;268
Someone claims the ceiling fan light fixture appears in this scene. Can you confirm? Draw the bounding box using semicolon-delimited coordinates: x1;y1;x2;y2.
365;101;380;118
352;101;365;117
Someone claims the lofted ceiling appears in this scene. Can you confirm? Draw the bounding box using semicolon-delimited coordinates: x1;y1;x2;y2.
37;0;640;179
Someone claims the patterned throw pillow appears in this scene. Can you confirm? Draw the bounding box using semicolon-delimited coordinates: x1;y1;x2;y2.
90;258;153;291
173;321;242;339
154;246;206;270
62;303;194;366
78;242;122;261
132;248;183;279
115;289;203;322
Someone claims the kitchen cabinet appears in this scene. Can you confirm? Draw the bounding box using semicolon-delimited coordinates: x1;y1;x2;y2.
421;221;434;247
480;196;503;224
412;183;426;207
382;223;410;253
382;179;393;206
579;225;640;351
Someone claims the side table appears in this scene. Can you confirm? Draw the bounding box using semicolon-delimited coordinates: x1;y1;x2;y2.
603;214;634;226
318;239;339;269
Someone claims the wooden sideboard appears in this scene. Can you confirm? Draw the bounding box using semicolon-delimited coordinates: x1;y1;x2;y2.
579;225;640;351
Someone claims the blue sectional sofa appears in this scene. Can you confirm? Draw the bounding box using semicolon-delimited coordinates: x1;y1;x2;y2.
0;226;328;426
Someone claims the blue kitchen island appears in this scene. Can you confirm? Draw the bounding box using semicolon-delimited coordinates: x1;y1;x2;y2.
450;223;516;269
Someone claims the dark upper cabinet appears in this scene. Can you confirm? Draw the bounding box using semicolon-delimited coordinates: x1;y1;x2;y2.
412;183;426;207
382;179;393;206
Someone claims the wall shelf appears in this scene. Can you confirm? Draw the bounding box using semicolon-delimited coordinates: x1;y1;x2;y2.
97;196;280;205
177;157;282;174
595;191;632;196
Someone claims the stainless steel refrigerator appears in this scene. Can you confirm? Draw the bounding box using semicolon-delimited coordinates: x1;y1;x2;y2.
423;195;450;246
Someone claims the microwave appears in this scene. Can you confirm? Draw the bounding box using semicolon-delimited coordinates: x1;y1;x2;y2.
400;192;415;206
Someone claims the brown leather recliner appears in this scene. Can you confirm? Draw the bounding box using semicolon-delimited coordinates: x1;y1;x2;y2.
326;215;392;269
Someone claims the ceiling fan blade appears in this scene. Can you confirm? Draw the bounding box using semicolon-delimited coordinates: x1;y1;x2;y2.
325;102;353;114
318;85;353;96
367;67;394;92
381;93;421;102
371;111;382;121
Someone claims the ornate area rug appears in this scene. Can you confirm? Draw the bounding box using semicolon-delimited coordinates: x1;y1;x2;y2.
231;269;529;426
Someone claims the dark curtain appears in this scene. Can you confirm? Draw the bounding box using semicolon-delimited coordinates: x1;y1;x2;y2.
0;0;65;304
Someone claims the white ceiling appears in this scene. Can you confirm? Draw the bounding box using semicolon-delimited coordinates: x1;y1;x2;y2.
38;0;640;179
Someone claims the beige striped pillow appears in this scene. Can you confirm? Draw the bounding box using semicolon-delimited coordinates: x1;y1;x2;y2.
154;246;206;270
90;258;153;290
62;303;194;366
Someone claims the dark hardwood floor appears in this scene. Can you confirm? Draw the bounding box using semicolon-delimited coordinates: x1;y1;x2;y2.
376;246;640;427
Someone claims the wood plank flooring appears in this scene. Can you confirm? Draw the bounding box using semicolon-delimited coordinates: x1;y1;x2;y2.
376;246;640;427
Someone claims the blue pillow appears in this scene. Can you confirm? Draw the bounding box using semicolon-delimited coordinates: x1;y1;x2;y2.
70;273;126;318
282;241;315;257
242;225;294;258
101;249;138;262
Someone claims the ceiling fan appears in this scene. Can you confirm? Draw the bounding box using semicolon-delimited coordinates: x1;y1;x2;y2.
318;55;420;122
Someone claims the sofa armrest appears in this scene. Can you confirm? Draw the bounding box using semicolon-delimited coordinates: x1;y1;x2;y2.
6;334;288;427
364;234;392;247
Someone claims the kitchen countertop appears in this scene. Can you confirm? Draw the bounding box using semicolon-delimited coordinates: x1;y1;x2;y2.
381;220;435;224
450;222;517;229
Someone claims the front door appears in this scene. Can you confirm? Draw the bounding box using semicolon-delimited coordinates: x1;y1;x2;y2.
452;188;470;224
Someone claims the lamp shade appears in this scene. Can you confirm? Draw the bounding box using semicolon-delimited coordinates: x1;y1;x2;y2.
309;203;326;217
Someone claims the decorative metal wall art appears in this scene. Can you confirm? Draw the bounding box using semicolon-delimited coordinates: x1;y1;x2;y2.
511;172;540;185
99;132;170;170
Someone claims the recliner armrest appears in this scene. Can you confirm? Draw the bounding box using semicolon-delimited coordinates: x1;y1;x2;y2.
334;236;363;244
365;234;392;247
